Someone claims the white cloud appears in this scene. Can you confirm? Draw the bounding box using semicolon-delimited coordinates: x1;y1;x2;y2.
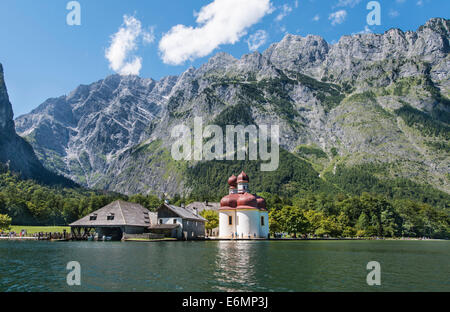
105;15;153;75
389;9;399;18
119;58;142;76
312;14;320;22
417;0;424;6
329;10;347;26
159;0;273;65
275;4;293;22
142;26;156;44
335;0;361;8
247;30;268;51
353;25;372;35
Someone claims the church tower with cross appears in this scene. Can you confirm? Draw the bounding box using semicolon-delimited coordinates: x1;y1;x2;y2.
219;171;269;239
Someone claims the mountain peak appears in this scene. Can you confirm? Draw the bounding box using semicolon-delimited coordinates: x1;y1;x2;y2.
206;52;237;67
0;63;74;185
420;17;450;36
11;18;450;195
424;17;449;28
0;63;15;134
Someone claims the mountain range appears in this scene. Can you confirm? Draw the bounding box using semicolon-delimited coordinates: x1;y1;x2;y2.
8;18;450;203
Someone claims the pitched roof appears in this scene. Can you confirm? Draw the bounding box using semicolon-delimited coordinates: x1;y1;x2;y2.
162;203;207;222
186;201;220;214
69;200;154;227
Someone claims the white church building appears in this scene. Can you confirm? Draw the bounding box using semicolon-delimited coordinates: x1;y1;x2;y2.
219;171;269;239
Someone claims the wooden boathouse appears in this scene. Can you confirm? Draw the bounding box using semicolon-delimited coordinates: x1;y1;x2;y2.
69;200;156;240
69;200;207;241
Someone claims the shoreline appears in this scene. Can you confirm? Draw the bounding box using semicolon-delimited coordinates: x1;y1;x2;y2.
0;236;446;242
0;236;38;241
206;237;447;241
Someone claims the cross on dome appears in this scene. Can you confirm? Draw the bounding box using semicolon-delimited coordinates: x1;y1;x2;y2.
220;172;266;211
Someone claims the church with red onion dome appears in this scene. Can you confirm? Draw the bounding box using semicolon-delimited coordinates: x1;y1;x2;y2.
219;171;269;239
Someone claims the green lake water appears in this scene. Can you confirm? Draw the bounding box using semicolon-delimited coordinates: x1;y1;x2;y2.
0;240;448;292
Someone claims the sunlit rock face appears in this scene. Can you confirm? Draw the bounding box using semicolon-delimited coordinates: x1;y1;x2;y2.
0;63;68;184
0;64;14;135
14;18;450;195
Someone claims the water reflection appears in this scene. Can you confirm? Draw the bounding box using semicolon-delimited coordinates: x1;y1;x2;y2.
1;240;448;292
213;241;261;291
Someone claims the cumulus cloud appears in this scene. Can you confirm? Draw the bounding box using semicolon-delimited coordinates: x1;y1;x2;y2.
312;14;320;22
105;15;153;75
275;4;293;22
329;10;347;26
247;30;268;51
159;0;273;65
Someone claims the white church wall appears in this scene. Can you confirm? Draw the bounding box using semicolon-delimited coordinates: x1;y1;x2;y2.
219;210;268;239
259;211;269;238
219;211;234;238
236;210;261;239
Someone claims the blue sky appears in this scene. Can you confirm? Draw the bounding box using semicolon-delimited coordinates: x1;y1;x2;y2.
0;0;448;116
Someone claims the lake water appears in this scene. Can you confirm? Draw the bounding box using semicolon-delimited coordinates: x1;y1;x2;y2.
0;240;448;292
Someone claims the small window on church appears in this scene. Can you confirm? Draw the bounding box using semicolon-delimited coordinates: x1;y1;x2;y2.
228;216;232;225
159;219;163;224
107;214;114;221
261;216;265;226
173;219;177;224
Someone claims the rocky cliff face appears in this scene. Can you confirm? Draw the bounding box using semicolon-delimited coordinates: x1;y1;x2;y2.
0;64;71;185
15;18;450;196
0;65;15;135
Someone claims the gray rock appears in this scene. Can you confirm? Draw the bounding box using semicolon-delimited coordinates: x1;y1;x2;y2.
0;64;69;184
14;18;450;195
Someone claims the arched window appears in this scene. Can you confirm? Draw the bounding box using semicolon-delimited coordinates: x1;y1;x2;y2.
261;216;265;226
228;216;232;225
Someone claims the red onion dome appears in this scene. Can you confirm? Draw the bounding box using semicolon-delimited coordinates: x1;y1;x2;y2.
256;196;267;210
236;192;258;209
237;171;249;183
220;194;238;209
228;175;237;188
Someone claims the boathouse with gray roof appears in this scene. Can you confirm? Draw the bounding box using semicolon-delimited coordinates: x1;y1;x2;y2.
69;200;156;240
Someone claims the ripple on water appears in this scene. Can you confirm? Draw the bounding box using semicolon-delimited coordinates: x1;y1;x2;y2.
0;240;449;292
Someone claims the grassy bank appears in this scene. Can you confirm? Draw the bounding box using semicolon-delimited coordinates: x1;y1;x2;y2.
8;226;70;234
